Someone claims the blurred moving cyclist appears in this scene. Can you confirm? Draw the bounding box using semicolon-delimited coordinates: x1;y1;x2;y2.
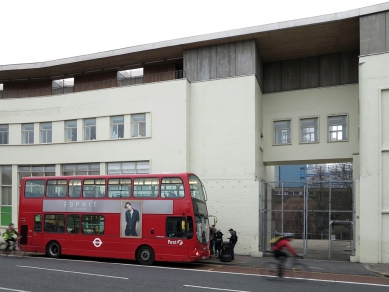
2;223;20;252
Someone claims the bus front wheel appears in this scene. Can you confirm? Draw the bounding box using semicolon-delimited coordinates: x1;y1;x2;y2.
46;241;61;258
136;245;154;265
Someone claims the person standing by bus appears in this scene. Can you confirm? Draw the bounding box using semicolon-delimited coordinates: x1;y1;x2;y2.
124;202;140;236
228;228;238;261
2;223;20;252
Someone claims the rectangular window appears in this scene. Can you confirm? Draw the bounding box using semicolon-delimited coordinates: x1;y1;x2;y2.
44;214;65;233
18;165;55;185
46;180;67;198
134;178;159;198
67;214;80;233
0;166;12;226
300;118;318;143
83;118;96;141
34;215;42;232
22;123;34;144
161;177;184;198
82;215;104;234
83;179;105;198
108;178;131;198
40;122;52;143
69;179;81;198
0;125;9;145
111;116;124;139
328;115;347;141
166;217;186;238
274;120;291;144
131;114;146;137
107;161;149;174
65;120;77;142
25;180;44;198
62;163;100;176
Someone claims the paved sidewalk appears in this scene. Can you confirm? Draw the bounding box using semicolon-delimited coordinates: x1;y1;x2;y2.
200;254;389;278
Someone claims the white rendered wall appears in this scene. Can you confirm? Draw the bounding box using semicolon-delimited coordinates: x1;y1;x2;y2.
262;85;359;164
189;76;264;256
0;80;189;171
359;53;389;263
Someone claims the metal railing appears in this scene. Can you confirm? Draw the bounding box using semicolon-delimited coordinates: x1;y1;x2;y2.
0;70;186;99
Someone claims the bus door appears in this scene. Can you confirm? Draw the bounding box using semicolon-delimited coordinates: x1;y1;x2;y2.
165;217;188;260
78;215;105;257
31;214;44;251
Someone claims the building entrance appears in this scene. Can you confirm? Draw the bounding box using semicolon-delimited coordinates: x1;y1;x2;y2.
259;180;355;260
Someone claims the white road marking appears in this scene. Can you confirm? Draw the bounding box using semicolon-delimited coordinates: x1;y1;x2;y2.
17;265;128;280
0;287;30;292
184;285;250;291
34;257;389;287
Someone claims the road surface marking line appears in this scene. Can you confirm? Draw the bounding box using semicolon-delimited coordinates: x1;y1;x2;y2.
184;285;249;292
17;265;128;280
0;287;30;292
33;257;389;287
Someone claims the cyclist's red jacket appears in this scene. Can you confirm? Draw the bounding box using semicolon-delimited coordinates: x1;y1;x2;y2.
271;238;297;255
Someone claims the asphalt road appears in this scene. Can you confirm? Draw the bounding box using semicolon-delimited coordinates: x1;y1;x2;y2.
0;255;388;292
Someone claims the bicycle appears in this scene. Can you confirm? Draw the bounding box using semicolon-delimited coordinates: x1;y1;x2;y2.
261;254;310;278
0;238;26;259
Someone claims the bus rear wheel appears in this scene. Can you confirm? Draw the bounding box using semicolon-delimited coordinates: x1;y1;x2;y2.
137;245;154;265
46;241;61;258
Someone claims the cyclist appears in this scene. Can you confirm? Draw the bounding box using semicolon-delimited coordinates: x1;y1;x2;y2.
270;233;302;276
2;223;20;253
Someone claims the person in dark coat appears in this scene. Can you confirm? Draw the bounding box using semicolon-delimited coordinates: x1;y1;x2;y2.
214;229;223;258
124;202;140;236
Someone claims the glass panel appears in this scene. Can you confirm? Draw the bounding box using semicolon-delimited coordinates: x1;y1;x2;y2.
111;116;124;124
108;178;131;198
107;163;121;174
67;214;80;233
161;177;184;198
122;162;135;174
84;119;96;126
132;114;145;122
166;217;186;238
1;186;12;205
65;120;77;127
136;162;149;174
44;214;65;233
46;180;67;197
89;163;100;171
69;179;81;198
133;178;159;198
1;172;12;185
328;116;346;126
301;118;317;127
40;122;52;130
22;124;34;130
274;121;290;130
25;180;44;197
189;175;206;201
34;215;42;232
82;215;104;234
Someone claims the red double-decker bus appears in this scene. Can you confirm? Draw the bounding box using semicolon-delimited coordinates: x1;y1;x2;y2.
18;173;210;264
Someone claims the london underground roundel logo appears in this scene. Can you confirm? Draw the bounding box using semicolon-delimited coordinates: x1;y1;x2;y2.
93;238;103;247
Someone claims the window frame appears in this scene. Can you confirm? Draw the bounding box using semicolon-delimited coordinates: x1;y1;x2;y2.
0;124;9;145
65;120;77;142
83;118;96;141
131;113;146;138
110;116;124;139
273;119;292;145
21;123;34;144
300;117;319;144
40;122;52;144
327;114;348;142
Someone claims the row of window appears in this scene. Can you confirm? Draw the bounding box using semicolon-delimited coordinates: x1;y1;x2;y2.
25;177;186;199
0;162;150;226
274;115;347;145
34;214;192;239
0;113;146;145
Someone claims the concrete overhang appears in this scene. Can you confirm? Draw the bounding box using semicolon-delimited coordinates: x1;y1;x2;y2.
1;2;389;82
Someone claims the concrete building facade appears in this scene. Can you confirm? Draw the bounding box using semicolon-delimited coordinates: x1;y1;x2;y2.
1;3;389;263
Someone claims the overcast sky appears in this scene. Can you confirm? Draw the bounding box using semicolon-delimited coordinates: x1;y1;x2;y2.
0;0;386;65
